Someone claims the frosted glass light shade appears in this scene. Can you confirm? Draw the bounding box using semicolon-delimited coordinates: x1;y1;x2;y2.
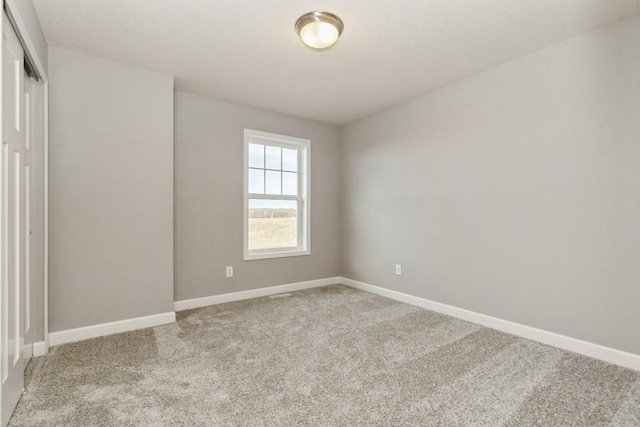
295;11;344;50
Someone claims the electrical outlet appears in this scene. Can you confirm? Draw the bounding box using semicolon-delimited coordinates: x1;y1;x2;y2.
226;266;233;278
395;264;402;276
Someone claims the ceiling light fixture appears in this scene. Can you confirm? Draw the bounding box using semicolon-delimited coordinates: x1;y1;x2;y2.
295;11;344;51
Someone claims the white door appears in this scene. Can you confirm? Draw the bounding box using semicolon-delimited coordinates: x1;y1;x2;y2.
22;71;33;367
1;12;26;427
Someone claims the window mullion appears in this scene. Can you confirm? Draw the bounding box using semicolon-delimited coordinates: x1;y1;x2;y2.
248;193;297;201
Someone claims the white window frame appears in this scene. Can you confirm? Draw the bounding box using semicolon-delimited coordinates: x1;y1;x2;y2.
243;129;310;261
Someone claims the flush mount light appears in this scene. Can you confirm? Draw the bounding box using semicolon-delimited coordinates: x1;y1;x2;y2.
295;11;344;50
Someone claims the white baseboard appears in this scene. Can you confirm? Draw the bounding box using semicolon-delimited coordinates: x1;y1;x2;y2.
339;277;640;372
49;311;176;347
174;277;339;311
33;341;49;357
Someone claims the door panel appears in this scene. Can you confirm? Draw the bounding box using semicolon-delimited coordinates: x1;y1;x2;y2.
22;72;32;367
1;11;25;427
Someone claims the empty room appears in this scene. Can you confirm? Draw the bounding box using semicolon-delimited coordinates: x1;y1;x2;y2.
1;0;640;425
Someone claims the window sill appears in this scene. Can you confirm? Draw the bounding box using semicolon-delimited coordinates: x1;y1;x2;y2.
244;249;310;261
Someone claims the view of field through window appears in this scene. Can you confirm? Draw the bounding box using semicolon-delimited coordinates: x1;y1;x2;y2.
248;200;298;249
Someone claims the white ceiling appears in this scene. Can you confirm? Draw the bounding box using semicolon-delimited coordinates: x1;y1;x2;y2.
33;0;639;125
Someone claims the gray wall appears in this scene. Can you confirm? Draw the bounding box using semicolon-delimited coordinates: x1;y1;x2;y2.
175;91;341;301
49;47;174;332
340;14;640;354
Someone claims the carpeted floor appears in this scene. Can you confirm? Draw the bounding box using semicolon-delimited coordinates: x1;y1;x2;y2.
9;285;640;426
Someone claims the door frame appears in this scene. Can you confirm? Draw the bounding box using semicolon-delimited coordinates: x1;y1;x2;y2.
3;1;49;355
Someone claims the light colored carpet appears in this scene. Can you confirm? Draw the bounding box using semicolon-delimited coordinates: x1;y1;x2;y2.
9;285;640;426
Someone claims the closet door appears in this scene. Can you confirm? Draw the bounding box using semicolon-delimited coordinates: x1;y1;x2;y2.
1;11;26;427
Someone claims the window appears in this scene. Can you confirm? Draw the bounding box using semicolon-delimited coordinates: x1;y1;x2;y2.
244;129;310;260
